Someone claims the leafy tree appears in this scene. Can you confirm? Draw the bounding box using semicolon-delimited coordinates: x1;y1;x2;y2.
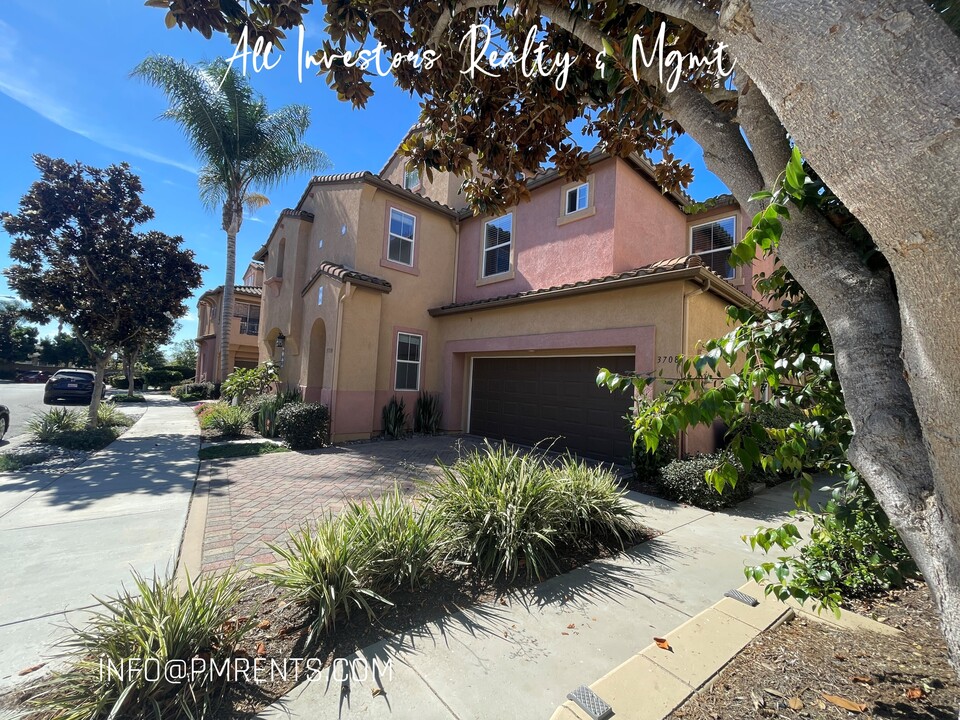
2;156;204;425
168;338;198;370
38;332;89;368
133;56;329;382
0;301;39;363
150;0;960;672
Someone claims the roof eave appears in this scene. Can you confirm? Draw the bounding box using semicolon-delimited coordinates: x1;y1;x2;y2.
427;267;754;316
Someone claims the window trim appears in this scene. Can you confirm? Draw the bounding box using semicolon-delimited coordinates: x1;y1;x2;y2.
556;174;596;226
689;215;738;280
233;301;260;336
381;206;420;275
394;331;423;392
479;211;515;282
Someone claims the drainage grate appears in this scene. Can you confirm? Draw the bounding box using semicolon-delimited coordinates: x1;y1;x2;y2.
724;589;760;606
567;685;614;720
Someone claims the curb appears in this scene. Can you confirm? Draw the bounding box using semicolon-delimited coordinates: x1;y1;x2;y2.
175;458;208;591
550;580;900;720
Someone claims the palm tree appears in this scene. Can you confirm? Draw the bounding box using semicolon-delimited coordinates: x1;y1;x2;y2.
133;56;329;381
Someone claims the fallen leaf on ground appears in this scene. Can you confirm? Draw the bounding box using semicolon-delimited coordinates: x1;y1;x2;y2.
258;619;271;630
256;642;266;656
561;631;569;636
851;675;873;684
822;693;866;712
906;687;925;700
567;623;576;629
763;688;785;699
372;688;383;697
834;653;846;661
787;697;804;711
264;596;277;603
654;637;671;650
18;663;45;676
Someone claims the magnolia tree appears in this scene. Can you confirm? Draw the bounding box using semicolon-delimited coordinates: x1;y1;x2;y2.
2;156;205;425
151;0;960;672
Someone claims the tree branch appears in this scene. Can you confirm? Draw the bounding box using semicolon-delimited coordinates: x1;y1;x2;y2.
627;0;719;35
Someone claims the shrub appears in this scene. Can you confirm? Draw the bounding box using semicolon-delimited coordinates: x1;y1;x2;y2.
261;518;389;638
382;396;406;439
172;381;215;400
199;442;289;461
27;408;85;442
0;451;51;472
341;487;443;592
107;375;144;390
143;367;184;390
196;401;227;426
246;389;302;438
49;427;121;451
205;405;250;437
413;392;443;434
163;364;195;381
657;452;752;511
31;571;252;720
110;394;146;403
277;402;330;450
631;433;677;483
220;362;279;402
424;443;565;581
424;444;643;581
553;456;642;548
96;401;133;428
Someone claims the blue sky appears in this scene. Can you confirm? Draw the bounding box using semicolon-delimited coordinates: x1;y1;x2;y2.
0;0;727;348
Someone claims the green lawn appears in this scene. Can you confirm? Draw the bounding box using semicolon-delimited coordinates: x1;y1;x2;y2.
199;442;289;461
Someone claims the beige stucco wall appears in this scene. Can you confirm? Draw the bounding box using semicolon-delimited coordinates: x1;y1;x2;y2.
380;153;468;211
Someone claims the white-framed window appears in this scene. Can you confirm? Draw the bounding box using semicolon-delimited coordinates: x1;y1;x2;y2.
395;332;422;391
690;216;737;279
234;302;260;336
403;167;420;190
317;286;324;305
388;208;416;266
565;183;589;214
482;213;513;278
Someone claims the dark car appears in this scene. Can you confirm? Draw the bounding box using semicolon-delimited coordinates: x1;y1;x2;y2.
0;404;8;440
16;370;50;383
43;369;102;405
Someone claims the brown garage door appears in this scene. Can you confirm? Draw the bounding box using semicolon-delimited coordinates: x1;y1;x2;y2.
469;355;634;462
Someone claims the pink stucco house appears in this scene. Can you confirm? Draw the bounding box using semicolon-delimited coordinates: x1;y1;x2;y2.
196;139;771;462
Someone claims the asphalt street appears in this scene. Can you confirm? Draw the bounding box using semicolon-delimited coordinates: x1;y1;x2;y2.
0;382;92;441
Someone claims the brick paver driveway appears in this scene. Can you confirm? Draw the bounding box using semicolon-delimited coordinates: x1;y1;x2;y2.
200;436;482;573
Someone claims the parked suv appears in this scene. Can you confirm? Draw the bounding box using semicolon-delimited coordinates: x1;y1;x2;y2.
16;370;50;383
43;369;102;405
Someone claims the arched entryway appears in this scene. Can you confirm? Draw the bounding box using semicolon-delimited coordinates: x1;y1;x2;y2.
303;318;326;403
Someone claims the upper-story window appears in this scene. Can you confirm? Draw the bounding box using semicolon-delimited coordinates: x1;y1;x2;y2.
388;208;416;266
234;302;260;336
690;216;737;279
565;183;589;214
482;213;513;278
403;167;420;190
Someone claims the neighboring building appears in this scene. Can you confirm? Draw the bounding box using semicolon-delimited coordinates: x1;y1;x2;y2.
194;261;264;381
220;141;771;462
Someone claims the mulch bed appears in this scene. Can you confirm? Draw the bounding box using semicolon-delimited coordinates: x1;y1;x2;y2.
668;579;959;719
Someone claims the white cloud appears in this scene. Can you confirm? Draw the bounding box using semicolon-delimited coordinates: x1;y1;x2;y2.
0;20;197;175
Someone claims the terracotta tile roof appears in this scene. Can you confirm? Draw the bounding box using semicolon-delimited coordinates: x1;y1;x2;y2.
198;285;263;302
301;262;392;296
429;256;752;315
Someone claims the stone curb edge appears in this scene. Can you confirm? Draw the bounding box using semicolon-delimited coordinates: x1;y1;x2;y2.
550;580;900;720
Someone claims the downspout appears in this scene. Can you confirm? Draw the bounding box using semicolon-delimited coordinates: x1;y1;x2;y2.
679;277;711;457
452;219;460;302
329;281;354;440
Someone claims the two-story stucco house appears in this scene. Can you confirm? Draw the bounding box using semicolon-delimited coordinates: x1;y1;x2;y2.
198;139;770;463
195;260;265;381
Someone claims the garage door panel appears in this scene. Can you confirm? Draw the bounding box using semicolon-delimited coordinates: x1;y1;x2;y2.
469;355;633;462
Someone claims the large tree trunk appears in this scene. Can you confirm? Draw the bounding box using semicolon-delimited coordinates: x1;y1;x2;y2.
218;203;241;382
87;355;108;429
709;0;960;675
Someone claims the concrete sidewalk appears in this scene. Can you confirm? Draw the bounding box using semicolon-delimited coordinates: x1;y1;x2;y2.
258;485;808;720
0;395;199;688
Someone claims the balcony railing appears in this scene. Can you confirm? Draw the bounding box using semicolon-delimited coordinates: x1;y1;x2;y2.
239;320;260;336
